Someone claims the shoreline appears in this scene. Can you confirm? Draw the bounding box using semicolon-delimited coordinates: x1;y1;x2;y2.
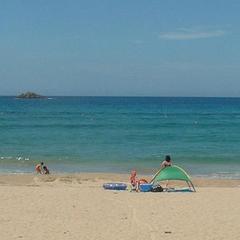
0;172;240;188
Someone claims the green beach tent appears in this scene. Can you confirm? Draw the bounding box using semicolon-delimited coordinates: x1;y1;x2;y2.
151;165;196;192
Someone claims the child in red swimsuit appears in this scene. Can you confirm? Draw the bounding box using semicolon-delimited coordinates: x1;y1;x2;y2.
130;170;139;191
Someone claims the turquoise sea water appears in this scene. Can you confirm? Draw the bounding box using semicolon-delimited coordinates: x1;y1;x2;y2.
0;96;240;178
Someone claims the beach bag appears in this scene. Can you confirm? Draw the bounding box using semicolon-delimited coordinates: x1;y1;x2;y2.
151;185;163;192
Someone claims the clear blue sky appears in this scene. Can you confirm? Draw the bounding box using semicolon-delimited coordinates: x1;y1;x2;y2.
1;0;240;96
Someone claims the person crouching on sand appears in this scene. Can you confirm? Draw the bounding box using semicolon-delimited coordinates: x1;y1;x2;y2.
35;162;44;174
43;165;50;174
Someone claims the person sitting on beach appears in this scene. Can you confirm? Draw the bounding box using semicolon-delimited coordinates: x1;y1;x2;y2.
35;162;44;174
130;170;149;192
43;165;50;174
130;170;139;191
161;155;172;168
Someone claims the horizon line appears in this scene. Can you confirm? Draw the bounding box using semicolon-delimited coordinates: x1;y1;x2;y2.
1;95;240;99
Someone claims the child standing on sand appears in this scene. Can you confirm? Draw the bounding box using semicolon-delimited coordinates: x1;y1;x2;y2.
160;155;172;188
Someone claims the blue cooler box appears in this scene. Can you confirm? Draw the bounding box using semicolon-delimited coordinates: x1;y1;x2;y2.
139;183;153;192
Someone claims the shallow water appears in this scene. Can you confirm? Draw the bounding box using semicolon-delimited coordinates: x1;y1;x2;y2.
0;96;240;178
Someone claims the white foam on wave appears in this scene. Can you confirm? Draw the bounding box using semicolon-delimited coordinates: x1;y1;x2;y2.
194;172;240;180
0;156;13;160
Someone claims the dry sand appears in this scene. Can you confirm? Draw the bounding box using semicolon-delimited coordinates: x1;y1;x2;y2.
0;173;240;240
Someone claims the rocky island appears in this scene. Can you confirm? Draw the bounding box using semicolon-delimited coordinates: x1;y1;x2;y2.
16;92;46;99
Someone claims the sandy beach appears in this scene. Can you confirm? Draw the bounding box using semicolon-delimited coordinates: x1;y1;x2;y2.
0;173;239;240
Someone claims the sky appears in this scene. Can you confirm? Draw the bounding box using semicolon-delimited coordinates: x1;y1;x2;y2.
0;0;240;97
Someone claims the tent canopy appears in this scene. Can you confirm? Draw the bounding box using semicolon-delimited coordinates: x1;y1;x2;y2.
151;165;196;192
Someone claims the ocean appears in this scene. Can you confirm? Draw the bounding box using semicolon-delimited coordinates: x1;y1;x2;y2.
0;96;240;178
